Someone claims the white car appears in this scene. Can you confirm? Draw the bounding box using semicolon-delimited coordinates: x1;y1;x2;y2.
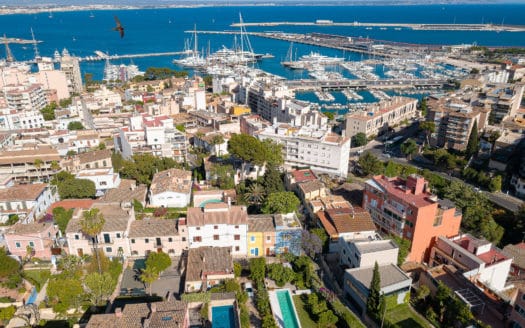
244;282;254;298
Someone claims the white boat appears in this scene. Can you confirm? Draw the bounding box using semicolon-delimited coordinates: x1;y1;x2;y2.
173;25;207;68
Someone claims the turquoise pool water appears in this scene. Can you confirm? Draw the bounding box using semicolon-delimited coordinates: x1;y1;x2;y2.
26;287;37;305
212;305;235;328
276;290;300;328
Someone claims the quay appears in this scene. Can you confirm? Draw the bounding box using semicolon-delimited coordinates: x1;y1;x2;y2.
78;51;189;62
286;78;449;91
231;21;525;32
0;36;41;44
190;31;403;58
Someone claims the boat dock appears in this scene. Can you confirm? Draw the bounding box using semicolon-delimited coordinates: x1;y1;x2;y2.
231;21;525;32
286;78;449;91
78;51;188;62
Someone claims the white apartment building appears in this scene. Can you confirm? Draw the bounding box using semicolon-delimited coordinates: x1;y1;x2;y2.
114;113;187;162
339;237;399;269
60;50;83;94
186;203;248;256
0;109;45;131
3;84;48;112
345;97;418;138
257;123;350;178
65;203;134;258
0;183;57;224
430;234;512;292
76;167;121;196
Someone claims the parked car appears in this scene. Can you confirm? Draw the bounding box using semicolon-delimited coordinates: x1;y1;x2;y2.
244;282;254;298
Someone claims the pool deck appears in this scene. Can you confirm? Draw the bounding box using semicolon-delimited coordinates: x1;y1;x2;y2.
268;289;302;328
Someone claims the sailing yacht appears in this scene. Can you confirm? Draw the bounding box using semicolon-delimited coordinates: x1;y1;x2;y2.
173;25;206;68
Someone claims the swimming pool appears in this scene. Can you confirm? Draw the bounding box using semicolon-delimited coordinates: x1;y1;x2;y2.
276;290;301;328
211;305;236;328
26;287;37;305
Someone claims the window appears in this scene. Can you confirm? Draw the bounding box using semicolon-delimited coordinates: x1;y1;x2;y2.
234;225;239;229
250;249;255;255
214;235;219;241
266;236;271;241
168;237;173;242
103;233;110;243
131;239;135;244
106;247;112;253
116;233;121;238
75;234;79;240
193;236;202;242
145;238;149;243
250;236;255;243
214;225;218;230
29;241;34;247
196;227;201;230
15;242;21;248
234;235;240;240
235;246;240;252
182;237;186;242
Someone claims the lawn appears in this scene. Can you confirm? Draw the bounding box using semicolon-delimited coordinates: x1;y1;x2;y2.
23;269;51;292
385;303;432;328
292;295;317;328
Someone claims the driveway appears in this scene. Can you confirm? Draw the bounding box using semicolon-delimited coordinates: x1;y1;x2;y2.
151;256;182;299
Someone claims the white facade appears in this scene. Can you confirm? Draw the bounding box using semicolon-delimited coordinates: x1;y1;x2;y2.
3;84;48;112
257;124;350;178
345;97;418;138
430;235;512;292
76;167;121;195
149;190;191;208
0;109;45;131
0;184;57;224
339;238;399;269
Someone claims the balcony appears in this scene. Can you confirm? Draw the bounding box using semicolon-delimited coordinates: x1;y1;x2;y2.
383;202;407;219
368;206;405;235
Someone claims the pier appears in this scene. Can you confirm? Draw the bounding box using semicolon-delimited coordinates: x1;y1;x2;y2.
231;21;525;32
78;51;188;62
286;78;449;91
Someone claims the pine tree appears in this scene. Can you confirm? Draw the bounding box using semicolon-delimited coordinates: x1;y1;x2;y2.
466;120;479;157
366;262;382;321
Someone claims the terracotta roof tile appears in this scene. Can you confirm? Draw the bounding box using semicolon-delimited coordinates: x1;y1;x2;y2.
318;206;375;237
47;199;95;214
150;169;192;195
128;218;178;238
187;203;248;226
186;246;233;282
0;183;47;202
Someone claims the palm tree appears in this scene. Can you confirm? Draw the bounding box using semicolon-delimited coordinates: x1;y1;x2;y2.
419;121;435;147
140;266;159;296
80;208;105;274
243;183;265;205
33;159;43;182
50;160;60;172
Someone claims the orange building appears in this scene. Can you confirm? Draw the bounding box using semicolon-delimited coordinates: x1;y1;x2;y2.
362;174;462;263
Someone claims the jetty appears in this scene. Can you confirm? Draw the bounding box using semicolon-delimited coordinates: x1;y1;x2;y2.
231;20;525;32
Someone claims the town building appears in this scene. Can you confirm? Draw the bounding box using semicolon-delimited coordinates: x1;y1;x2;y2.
63;149;113;173
0;109;45;131
429;234;512;292
284;168;318;192
477;83;525;124
345;97;418;139
3;83;48;112
192;189;236;208
4;222;60;260
186;203;248;256
339;238;399;269
128;218;188;257
256;123;350;178
510;288;525;328
503;242;525;278
343;263;412;316
239;114;271;136
86;299;189;328
65;203;134;258
316;205;377;253
0;183;57;224
273;212;302;256
363;175;462;263
76;167;121;196
99;179;148;208
247;215;276;257
148;168;192;208
184;246;234;293
427;96;489;151
60;50;83;94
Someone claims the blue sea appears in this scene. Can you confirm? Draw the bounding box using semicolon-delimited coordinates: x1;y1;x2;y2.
1;4;525;100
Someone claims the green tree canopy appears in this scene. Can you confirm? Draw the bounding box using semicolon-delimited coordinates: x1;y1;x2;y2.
0;247;21;287
58;178;96;199
47;276;84;314
52;207;74;234
244;183;266;205
400;138;418;159
145;251;172;274
366;262;384;322
144;67;188;80
67;121;85;130
140;266;159;296
40;102;57;121
228;134;283;168
249;257;266;283
262;165;284;194
488;175;502;192
466;120;479;157
84;272;115;305
262;192;300;214
120;153;182;185
352;132;368;147
358;152;384;176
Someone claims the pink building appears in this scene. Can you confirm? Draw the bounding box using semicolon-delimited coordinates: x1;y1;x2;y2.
128;218;188;257
5;222;59;260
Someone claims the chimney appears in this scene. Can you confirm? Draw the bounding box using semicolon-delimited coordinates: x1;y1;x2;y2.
115;307;122;318
406;174;425;195
150;303;157;313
